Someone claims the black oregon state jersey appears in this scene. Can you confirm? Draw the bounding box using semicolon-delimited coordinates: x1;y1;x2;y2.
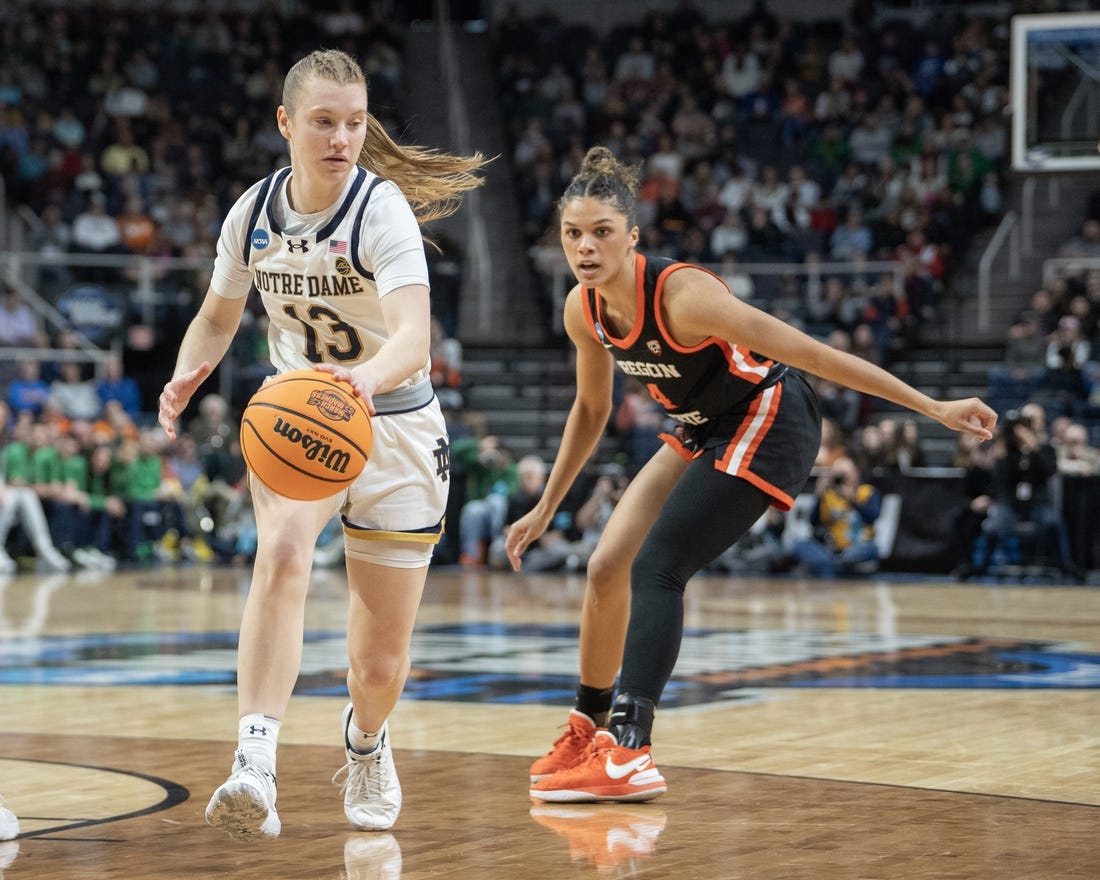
582;254;788;430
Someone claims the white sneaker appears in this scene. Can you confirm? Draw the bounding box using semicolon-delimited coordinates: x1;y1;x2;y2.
88;548;117;571
205;750;280;838
0;553;16;575
0;796;18;841
343;834;403;880
333;703;402;831
39;549;71;573
72;548;99;569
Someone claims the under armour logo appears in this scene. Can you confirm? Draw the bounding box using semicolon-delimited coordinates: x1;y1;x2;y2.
432;437;450;482
249;725;269;736
286;239;309;253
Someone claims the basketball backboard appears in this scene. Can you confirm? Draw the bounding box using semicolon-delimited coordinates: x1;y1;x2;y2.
1011;12;1100;173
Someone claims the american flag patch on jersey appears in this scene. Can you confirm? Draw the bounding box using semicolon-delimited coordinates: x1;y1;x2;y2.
329;239;347;255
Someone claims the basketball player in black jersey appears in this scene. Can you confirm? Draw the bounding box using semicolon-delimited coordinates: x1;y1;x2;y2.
506;146;998;803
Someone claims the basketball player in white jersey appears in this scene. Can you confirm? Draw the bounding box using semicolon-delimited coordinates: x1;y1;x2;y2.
158;49;488;838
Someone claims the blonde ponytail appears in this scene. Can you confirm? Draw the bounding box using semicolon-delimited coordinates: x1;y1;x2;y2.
359;114;489;226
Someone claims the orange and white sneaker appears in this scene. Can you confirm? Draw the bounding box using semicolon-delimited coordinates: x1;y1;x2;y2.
529;730;666;803
529;709;597;782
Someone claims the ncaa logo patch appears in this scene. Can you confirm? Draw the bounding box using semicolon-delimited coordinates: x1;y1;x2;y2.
647;340;663;356
252;229;270;250
335;256;351;276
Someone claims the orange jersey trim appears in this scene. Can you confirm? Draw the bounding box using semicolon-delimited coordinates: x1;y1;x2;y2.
659;430;696;462
713;382;793;509
652;262;773;382
585;254;649;349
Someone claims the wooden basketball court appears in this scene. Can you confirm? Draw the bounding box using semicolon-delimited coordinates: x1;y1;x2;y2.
1;563;1098;878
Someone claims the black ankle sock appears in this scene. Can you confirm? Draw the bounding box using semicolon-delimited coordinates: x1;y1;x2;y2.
575;683;615;728
607;694;656;748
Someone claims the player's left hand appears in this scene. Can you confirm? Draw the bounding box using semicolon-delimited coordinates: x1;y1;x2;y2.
314;363;377;415
504;509;554;572
158;360;214;440
934;398;998;441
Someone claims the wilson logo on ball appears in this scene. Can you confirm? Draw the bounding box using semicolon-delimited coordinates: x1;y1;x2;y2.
240;369;372;501
271;417;354;473
306;388;355;422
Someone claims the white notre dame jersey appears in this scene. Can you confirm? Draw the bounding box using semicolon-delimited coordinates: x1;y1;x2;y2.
211;165;431;387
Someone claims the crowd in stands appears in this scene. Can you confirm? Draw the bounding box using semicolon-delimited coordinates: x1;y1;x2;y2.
0;0;412;375
0;2;415;574
0;381;258;573
2;277;269;573
443;427;630;574
949;401;1092;581
496;3;1011;375
986;190;1100;459
709;396;1098;581
2;2;1098;579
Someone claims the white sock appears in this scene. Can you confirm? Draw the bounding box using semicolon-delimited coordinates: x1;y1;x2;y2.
238;713;281;772
346;714;383;755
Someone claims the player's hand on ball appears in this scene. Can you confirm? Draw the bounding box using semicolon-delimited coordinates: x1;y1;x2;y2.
241;370;371;501
314;363;378;415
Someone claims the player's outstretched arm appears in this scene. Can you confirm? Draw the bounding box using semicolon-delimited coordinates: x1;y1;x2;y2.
158;287;246;439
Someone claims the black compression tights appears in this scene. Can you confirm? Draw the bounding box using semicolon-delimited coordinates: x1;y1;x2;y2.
617;459;775;705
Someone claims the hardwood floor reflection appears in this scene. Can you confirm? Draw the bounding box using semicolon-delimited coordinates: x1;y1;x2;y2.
4;735;1097;879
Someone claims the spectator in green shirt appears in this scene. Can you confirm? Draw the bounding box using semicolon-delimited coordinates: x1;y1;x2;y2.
120;431;166;561
52;431;115;571
52;431;89;557
30;422;67;548
81;441;124;569
453;435;519;567
0;403;71;573
2;412;34;488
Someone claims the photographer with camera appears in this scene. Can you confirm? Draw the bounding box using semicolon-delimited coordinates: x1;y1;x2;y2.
979;407;1082;580
1042;315;1090;400
790;455;883;577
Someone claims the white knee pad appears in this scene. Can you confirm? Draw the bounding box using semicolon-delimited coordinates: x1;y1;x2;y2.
343;536;434;568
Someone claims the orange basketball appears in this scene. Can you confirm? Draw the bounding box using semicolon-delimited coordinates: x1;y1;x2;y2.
240;369;372;501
